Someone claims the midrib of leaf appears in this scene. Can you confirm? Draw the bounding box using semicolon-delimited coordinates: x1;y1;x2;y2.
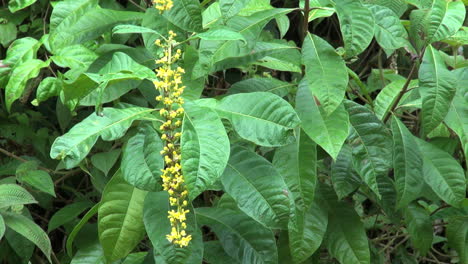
428;1;448;42
423;156;458;201
62;108;154;157
425;47;442;128
394;121;411;204
217;108;291;129
226;163;277;223
183;113;203;190
51;0;96;32
306;34;331;109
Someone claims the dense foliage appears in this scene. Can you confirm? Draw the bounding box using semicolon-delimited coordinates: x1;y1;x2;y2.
0;0;467;263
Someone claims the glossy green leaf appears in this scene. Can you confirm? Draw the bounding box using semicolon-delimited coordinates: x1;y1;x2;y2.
331;144;362;199
446;216;468;264
5;59;49;111
221;145;291;229
302;33;348;114
196;207;278;264
334;0;375;57
3;37;40;67
2;212;52;262
67;203;100;256
195;28;247;42
163;0;203;32
181;101;230;200
373;79;418;119
0;184;37;209
288;193;328;263
366;4;409;50
51;44;97;70
203;240;240;264
48;200;93;232
70;242;105;264
404;204;433;255
0;214;5;240
345;100;392;199
227;77;294;97
98;170;147;262
219;0;251;18
16;169;55;197
143;192;203;264
273;129;317;211
416;139;466;207
325;199;370;264
442;26;468;47
122;123;163;191
214;92;300;147
8;0;37;13
112;24;159;35
419;46;456;136
49;0;143;51
50;106;154;169
391;117;424;209
34;77;62;105
296;79;349;159
364;0;407;17
409;0;465;51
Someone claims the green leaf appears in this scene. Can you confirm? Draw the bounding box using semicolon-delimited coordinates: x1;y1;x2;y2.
2;212;52;262
70;241;105;264
8;0;37;12
409;0;465;51
5;59;49;111
0;184;37;209
195;28;247;43
112;24;159;35
331;144;362;199
203;241;240;264
404;204;433;255
35;77;62;105
334;0;375;57
325;199;370;264
364;0;408;17
288;193;328;263
221;145;291;229
181;101;230;200
51;44;97;70
48;200;93;233
446;216;468;264
273;129;317;211
98;170;147;262
302;33;348;114
366;4;409;50
143;192;203;264
91;149;121;177
227;77;294;97
3;37;40;67
0;22;17;47
345;100;392;199
373;79;418;119
391;117;424;209
163;0;203;32
16;169;56;197
49;0;143;51
219;0;251;19
442;26;468;47
296;79;349;159
196;207;278;264
419;46;456;136
416;139;466;207
304;0;335;21
0;214;5;240
50;106;154;169
67;203;100;256
214;92;300;147
122;123;164;191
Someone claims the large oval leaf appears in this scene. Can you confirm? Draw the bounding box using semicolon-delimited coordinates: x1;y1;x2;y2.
366;4;409;50
122;123;164;191
0;184;37;209
163;0;203;32
344;100;392;199
196;207;278;264
215;92;300;147
50;106;154;169
416;139;466;207
98;170;147;262
325;199;370;264
273;129;316;211
302;33;348;115
295;79;349;160
334;0;375;57
181;101;230;200
3;37;40;67
221;145;291;229
143;192;203;264
447;216;468;264
419;46;456;136
331;144;362;200
391;117;424;209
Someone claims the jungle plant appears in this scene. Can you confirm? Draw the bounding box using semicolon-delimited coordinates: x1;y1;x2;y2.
0;0;467;263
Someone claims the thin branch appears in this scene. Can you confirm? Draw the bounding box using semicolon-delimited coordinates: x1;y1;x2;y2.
128;0;146;11
301;0;310;43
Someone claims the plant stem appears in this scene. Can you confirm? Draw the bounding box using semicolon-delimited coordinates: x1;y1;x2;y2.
347;68;374;108
382;61;418;123
301;0;310;43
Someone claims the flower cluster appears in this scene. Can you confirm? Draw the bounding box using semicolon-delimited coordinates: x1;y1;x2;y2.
152;0;173;12
153;30;191;247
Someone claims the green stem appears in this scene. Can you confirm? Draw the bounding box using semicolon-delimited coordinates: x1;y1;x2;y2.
347;67;374;108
